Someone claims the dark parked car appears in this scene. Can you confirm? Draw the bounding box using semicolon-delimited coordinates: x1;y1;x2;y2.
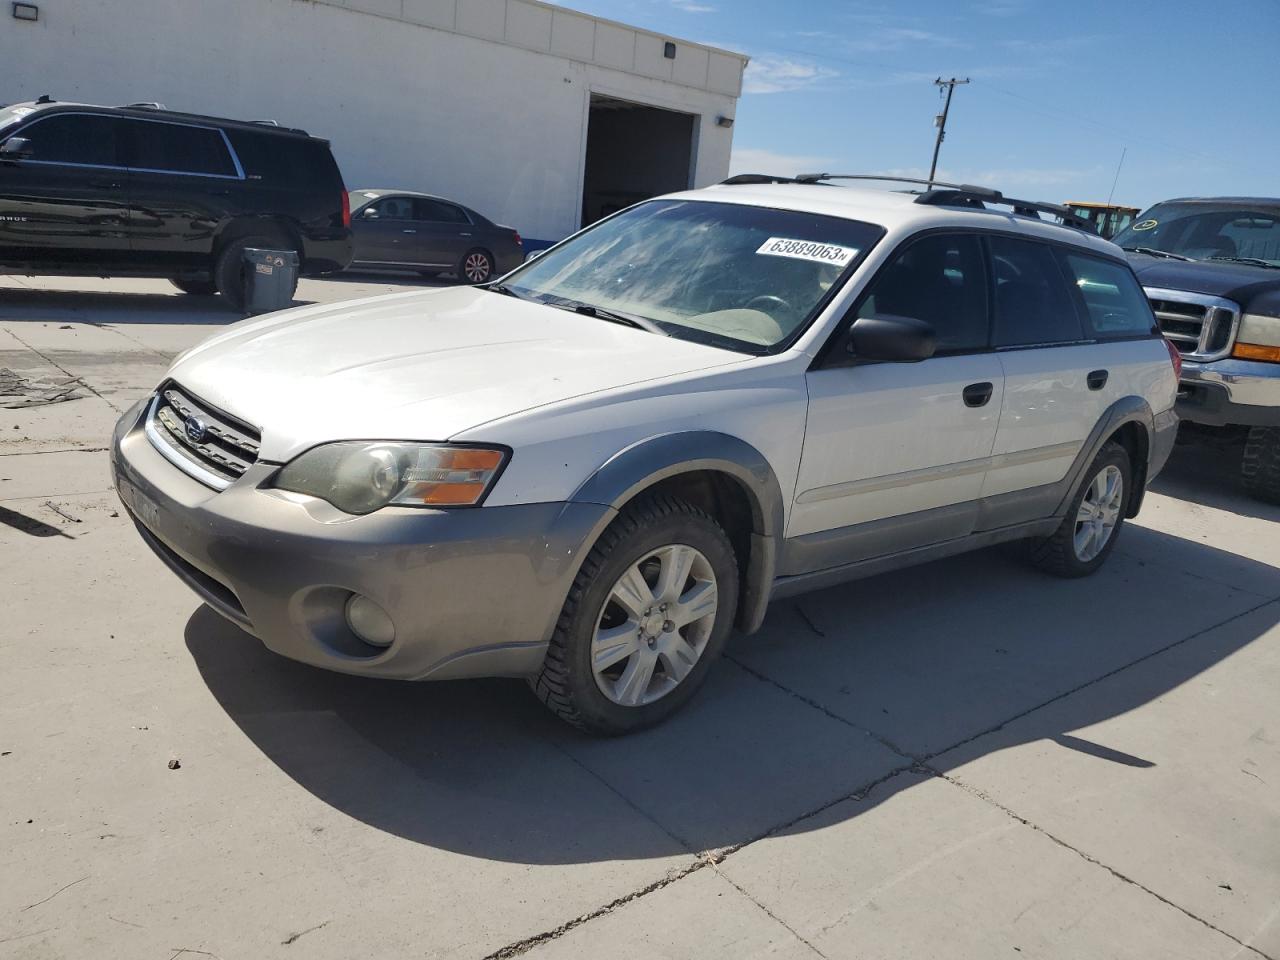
348;189;523;284
0;98;352;309
1114;197;1280;502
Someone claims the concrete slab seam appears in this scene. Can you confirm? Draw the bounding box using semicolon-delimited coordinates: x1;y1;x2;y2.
2;326;123;413
936;771;1276;960
1114;545;1279;601
921;595;1280;764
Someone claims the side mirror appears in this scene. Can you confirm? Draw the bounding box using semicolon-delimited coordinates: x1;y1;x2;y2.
847;314;936;362
0;137;32;159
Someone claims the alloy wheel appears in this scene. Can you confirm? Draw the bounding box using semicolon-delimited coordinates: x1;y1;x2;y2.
463;252;492;283
1073;464;1124;562
591;544;718;707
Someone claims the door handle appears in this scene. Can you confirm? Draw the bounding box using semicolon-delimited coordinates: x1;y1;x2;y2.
962;382;994;408
460;232;472;237
402;228;418;234
1087;369;1109;390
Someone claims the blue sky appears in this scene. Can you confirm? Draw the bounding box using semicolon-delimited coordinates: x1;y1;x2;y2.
563;0;1280;210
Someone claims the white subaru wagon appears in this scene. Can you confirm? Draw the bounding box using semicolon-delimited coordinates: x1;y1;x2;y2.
111;175;1180;734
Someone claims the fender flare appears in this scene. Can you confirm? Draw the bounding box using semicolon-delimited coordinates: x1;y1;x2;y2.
570;432;785;634
1055;395;1157;518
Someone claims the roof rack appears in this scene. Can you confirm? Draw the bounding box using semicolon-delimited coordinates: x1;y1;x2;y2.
915;188;1090;230
720;173;807;186
249;119;280;127
721;172;1089;230
793;173;1002;197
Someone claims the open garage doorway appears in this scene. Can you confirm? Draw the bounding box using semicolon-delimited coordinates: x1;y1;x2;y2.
581;95;696;227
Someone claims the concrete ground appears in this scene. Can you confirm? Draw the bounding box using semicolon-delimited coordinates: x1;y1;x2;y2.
2;275;1277;960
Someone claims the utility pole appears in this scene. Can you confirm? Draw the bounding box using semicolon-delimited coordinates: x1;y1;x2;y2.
928;76;969;187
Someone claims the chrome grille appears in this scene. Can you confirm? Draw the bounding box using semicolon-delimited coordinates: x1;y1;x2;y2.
1144;286;1240;362
144;383;260;489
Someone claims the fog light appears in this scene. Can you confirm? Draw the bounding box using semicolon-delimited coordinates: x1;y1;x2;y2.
345;594;395;648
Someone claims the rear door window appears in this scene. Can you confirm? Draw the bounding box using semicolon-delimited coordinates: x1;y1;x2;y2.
223;131;342;193
415;198;470;224
988;235;1085;348
16;113;123;167
126;120;236;176
1058;251;1157;339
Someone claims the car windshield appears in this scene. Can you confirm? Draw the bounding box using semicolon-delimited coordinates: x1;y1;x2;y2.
1113;202;1280;267
499;199;883;353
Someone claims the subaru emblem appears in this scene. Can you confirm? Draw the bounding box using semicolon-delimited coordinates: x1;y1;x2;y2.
184;415;207;444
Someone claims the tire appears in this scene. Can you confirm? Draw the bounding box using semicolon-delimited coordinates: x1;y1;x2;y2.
170;277;216;296
530;495;740;735
1028;441;1131;578
213;235;297;311
458;248;495;285
1242;426;1280;504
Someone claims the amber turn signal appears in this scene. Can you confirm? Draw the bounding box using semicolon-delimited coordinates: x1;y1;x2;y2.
1232;342;1280;363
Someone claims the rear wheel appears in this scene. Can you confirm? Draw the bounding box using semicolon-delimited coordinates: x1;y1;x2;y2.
1242;426;1280;504
1028;441;1131;578
458;248;495;285
169;277;216;296
530;496;739;735
213;235;297;310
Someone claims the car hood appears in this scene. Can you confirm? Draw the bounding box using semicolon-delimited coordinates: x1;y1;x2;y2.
1128;255;1280;315
166;286;746;462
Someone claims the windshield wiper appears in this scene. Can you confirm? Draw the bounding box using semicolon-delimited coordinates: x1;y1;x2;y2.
487;282;533;301
1209;256;1280;269
539;296;667;336
572;304;667;336
1121;246;1196;261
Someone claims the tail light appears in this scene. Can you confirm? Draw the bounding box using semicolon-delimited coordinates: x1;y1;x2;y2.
1163;336;1182;380
341;190;351;228
513;230;522;248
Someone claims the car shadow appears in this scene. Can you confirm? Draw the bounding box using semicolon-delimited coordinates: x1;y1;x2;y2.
184;526;1279;866
0;287;238;325
1152;429;1280;523
329;269;457;286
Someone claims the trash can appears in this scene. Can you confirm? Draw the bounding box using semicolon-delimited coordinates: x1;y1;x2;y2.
242;247;299;316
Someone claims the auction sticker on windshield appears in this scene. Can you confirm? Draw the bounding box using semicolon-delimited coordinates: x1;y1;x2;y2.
756;237;859;266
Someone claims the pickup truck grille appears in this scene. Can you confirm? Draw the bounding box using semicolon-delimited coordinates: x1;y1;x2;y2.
1144;287;1240;362
144;382;260;490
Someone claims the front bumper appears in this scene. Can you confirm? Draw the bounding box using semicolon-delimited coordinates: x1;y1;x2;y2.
110;400;614;681
1176;358;1280;427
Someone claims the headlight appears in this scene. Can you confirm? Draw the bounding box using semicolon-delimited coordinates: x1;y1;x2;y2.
274;442;508;514
1233;313;1280;363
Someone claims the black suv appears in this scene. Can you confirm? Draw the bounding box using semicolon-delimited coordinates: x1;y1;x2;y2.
1114;198;1280;502
0;99;353;308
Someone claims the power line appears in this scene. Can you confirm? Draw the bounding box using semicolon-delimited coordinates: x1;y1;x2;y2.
929;77;969;187
757;40;1243;175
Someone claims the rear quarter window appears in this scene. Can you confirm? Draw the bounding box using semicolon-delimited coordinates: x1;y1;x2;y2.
1058;251;1157;339
224;131;342;192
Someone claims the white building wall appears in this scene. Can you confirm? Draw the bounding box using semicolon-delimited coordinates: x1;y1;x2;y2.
0;0;745;242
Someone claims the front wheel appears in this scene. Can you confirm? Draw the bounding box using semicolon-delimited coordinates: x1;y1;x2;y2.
530;496;739;735
1028;441;1131;578
458;248;495;285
